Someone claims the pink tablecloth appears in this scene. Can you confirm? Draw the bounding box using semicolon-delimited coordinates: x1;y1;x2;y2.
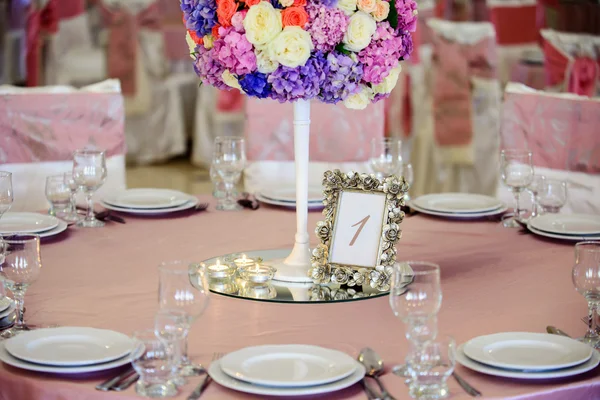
0;197;598;399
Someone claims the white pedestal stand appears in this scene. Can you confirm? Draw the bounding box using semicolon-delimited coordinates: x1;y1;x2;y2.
273;100;314;283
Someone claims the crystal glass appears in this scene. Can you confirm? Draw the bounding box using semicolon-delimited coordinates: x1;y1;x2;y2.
62;173;81;223
155;309;189;386
538;179;568;214
73;149;107;228
401;162;414;202
212;137;246;211
0;235;42;338
0;171;13;219
500;149;534;228
572;241;600;348
158;261;210;376
131;329;177;398
370;138;402;179
45;175;72;218
528;175;546;219
407;336;456;400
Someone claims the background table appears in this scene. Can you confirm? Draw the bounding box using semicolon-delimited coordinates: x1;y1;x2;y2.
0;197;598;399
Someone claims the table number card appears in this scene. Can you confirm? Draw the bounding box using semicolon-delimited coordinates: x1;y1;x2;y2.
309;171;409;291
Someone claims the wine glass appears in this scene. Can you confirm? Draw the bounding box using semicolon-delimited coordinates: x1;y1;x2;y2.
572;241;600;348
528;175;546;219
155;309;189;386
62;172;81;223
73;149;107;228
212;137;246;211
45;175;71;218
130;329;178;398
0;235;42;338
158;261;210;376
401;162;414;202
370;138;402;179
0;171;13;219
407;336;456;400
538;179;568;214
500;149;534;228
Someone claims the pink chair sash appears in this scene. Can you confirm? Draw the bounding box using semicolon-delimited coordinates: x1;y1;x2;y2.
0;92;125;163
56;0;85;20
489;5;537;45
432;36;496;147
501;89;600;174
99;2;161;96
216;89;244;113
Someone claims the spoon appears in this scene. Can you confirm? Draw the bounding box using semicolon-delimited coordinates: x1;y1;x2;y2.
358;348;396;400
547;326;571;338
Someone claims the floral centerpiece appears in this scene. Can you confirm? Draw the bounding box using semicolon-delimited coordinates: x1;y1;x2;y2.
181;0;417;109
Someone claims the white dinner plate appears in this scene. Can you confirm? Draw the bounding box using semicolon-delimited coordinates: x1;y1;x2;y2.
529;214;600;236
0;342;137;374
0;297;11;313
456;344;600;379
103;189;191;209
408;203;507;219
38;220;68;239
0;300;15;319
413;193;504;214
5;327;133;367
220;345;357;387
101;197;199;215
0;213;59;234
526;223;600;241
209;359;365;396
463;332;593;371
260;187;324;203
256;194;324;211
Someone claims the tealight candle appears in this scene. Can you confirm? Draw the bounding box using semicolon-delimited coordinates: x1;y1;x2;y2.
238;263;276;284
207;259;235;279
233;254;255;268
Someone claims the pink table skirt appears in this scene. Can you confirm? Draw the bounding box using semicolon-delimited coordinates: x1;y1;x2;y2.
0;197;597;399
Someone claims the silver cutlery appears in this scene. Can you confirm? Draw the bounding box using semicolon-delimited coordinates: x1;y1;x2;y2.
361;379;382;400
188;352;222;400
452;372;481;397
114;372;140;391
95;368;135;391
359;348;396;400
547;326;571;338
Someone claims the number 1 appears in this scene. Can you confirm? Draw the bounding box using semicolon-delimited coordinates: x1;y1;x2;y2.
349;215;370;246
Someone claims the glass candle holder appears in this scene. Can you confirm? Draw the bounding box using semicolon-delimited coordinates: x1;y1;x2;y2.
206;260;235;279
233;254;255;268
209;278;239;295
240;283;277;300
238;263;276;284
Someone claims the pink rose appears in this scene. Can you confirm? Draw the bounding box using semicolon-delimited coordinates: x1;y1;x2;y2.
231;10;248;32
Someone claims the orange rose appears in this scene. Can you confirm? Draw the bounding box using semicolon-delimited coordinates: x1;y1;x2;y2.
245;0;262;7
293;0;306;6
217;0;237;27
212;24;221;39
187;29;204;45
281;6;308;28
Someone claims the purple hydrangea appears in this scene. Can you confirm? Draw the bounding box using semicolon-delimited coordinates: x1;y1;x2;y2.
306;4;348;52
181;0;219;37
213;27;257;75
399;30;413;60
270;0;284;9
318;52;363;104
373;92;390;103
395;0;418;33
316;0;338;7
268;52;328;102
358;22;405;85
194;46;228;90
239;72;271;99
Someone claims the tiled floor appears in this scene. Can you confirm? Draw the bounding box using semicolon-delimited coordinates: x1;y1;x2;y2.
126;158;213;194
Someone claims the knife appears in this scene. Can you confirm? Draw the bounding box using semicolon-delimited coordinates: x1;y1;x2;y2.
113;373;140;391
95;368;135;391
187;375;212;400
546;326;571;338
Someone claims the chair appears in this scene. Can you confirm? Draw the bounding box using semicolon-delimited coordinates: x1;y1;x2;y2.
243;99;384;193
0;80;126;212
498;83;600;214
1;0;27;85
428;19;502;196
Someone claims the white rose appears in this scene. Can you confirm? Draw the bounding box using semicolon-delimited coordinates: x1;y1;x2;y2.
243;2;283;47
255;46;279;73
344;85;373;109
203;34;215;49
268;26;313;68
343;11;377;52
372;64;402;94
337;0;358;15
185;32;197;59
222;70;241;90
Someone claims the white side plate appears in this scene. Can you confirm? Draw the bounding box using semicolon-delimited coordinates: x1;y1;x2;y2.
101;197;199;215
0;213;59;234
408;203;507;219
463;332;593;371
103;188;191;209
209;359;365;396
220;345;357;387
256;194;324;211
5;327;133;367
457;344;600;379
526;223;600;241
260;187;324;203
413;193;504;213
529;214;600;236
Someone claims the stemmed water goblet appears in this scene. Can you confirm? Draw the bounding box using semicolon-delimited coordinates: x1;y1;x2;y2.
212;137;246;211
572;241;600;348
155;309;189;386
0;235;42;339
370;138;402;180
538;179;568;214
500;149;534;228
407;336;456;400
45;175;72;218
131;329;178;398
0;171;13;220
528;175;546;219
158;261;210;376
61;172;81;223
73;149;107;228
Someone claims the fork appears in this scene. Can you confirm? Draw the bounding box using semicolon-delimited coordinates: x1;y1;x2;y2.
452;372;481;397
187;352;222;400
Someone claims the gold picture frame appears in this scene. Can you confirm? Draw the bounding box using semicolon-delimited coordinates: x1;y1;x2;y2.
308;170;409;291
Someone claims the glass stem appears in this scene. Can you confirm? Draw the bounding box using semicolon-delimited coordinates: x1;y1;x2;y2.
86;192;95;221
587;301;598;337
513;189;522;220
224;182;234;205
13;290;26;329
71;192;77;214
180;335;190;365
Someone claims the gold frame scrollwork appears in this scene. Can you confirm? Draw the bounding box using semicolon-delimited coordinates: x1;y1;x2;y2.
308;170;409;292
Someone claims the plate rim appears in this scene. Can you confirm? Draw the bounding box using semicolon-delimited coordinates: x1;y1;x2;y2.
103;188;191;210
100;197;199;215
38;220;68;239
408;203;507;219
463;332;593;371
209;358;366;396
4;327;134;367
256;194;324;210
413;193;504;213
259;187;324;203
0;301;15;319
529;214;600;236
219;344;357;388
0;213;60;234
526;223;600;241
